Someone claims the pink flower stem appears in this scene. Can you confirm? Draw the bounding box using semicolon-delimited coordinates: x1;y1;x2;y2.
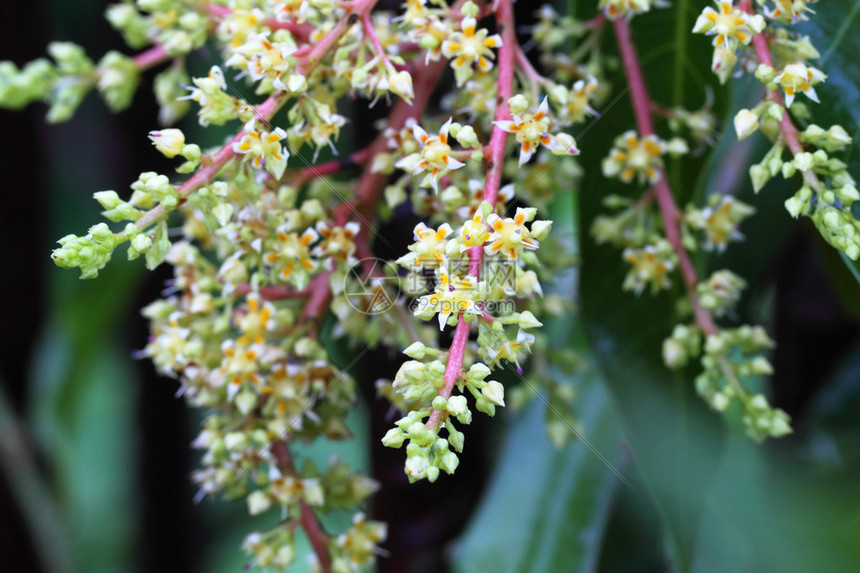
613;18;717;336
741;0;821;189
134;2;374;233
515;45;547;86
132;45;170;71
134;92;288;231
287;148;370;186
426;0;517;432
272;442;333;573
361;13;395;72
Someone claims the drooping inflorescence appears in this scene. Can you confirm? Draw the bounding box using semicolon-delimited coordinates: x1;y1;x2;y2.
4;0;857;568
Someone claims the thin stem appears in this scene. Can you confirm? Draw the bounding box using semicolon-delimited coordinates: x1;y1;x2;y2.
515;46;547;86
741;0;822;190
286;148;370;186
272;442;333;573
362;14;395;72
426;0;516;432
613;17;717;336
135;93;286;231
132;45;170;71
135;2;374;232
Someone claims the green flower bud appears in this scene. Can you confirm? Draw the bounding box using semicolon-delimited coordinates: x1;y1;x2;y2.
754;64;775;83
439;451;459;474
235;389;257;415
419;34;440;51
403;342;427;359
97;51;139;111
734;109;759;140
517;310;543;329
508;94;529;115
212;203;233;227
462;1;479;18
93;190;121;210
455;125;479;148
381;428;406;448
750;164;771;193
247;491;272;516
481;381;505;407
131;233;152;253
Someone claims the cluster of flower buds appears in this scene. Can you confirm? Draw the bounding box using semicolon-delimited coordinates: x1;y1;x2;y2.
23;0;857;566
691;0;860;261
21;0;598;566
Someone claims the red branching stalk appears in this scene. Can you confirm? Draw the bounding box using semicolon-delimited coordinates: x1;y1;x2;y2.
362;13;395;71
132;45;170;71
269;53;448;572
426;0;517;431
299;271;335;331
613;18;717;336
300;502;332;571
287;148;370;186
272;442;333;573
741;0;822;191
134;93;286;231
135;2;376;232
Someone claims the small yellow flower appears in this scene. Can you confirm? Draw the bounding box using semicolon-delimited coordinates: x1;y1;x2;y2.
459;212;491;250
216;7;264;48
425;266;481;330
484;328;536;370
561;77;599;125
396;222;453;268
263;227;319;288
485;207;541;261
622;241;676;295
220;337;265;400
233;119;290;179
236;293;276;344
441;16;502;86
692;1;766;51
275;0;315;24
686;196;755;251
599;0;665;19
763;0;818;23
457;180;514;219
773;62;826;108
395;118;465;193
602;131;669;185
313;221;360;265
293;104;347;160
494;97;577;167
226;33;297;91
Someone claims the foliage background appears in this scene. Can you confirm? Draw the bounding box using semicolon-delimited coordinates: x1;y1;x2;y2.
1;0;860;572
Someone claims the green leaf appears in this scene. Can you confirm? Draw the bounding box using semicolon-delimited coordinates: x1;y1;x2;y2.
452;342;624;573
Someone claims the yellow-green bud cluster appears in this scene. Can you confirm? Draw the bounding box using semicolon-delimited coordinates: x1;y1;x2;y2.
695;326;791;441
383;361;504;483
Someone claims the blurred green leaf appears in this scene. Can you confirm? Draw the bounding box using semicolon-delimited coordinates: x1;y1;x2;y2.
29;318;139;573
452;344;624;573
578;8;732;570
